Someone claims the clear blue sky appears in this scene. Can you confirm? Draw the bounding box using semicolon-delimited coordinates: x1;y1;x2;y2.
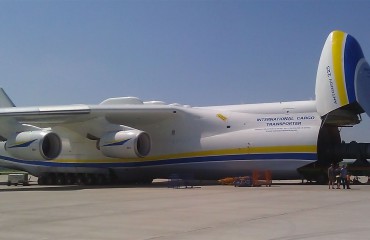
0;0;369;142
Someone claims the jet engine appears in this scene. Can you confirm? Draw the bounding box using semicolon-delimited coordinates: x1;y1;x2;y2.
5;131;62;160
99;130;151;158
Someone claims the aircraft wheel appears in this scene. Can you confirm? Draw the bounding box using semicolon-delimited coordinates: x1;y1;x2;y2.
96;175;107;185
75;175;85;185
38;176;46;185
46;174;56;185
56;174;65;185
85;175;95;185
65;174;75;185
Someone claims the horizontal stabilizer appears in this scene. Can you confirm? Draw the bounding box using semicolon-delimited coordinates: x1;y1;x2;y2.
315;31;370;125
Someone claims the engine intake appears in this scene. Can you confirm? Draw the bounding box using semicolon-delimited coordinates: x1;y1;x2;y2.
5;131;62;160
99;130;151;158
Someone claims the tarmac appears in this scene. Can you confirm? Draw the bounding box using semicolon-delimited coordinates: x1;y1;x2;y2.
0;175;369;240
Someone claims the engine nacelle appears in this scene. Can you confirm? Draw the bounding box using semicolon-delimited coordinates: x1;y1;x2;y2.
5;131;62;160
99;130;151;158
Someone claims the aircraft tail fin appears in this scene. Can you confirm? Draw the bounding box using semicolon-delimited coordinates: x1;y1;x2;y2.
0;88;15;107
315;31;370;125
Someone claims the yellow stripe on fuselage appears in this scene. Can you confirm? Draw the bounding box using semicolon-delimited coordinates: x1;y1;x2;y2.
249;145;316;154
332;31;349;106
55;145;317;164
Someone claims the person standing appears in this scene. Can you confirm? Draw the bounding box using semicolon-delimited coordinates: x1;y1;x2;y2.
346;172;351;189
340;165;349;189
335;165;341;189
327;163;335;189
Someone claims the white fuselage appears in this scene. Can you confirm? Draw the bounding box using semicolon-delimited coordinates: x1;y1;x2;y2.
0;100;322;180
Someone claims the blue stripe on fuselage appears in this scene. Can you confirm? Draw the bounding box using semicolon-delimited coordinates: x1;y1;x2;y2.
0;153;317;168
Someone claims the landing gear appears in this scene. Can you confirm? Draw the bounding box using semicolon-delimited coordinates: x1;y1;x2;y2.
37;176;47;185
298;163;329;185
45;174;56;185
65;174;75;185
84;174;96;185
96;174;107;185
55;174;66;185
37;174;56;185
37;173;112;186
75;174;85;185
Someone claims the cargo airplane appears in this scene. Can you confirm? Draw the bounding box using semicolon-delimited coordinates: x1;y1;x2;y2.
0;30;369;185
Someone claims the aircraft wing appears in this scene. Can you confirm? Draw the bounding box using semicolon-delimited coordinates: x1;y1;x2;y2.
0;103;182;139
0;105;92;124
0;104;178;123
